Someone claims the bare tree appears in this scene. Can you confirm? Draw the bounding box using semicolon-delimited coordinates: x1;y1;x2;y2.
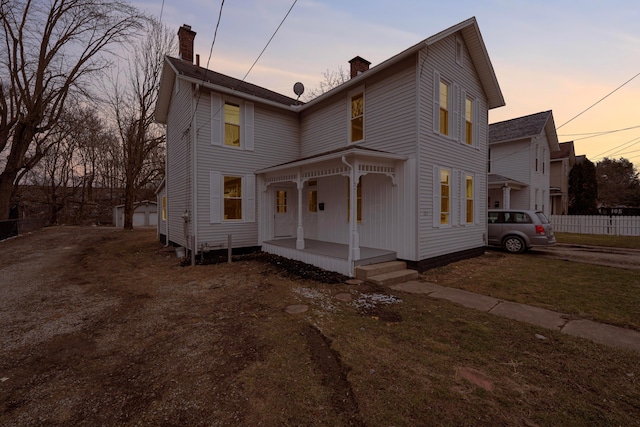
303;66;350;101
108;17;175;229
0;0;143;220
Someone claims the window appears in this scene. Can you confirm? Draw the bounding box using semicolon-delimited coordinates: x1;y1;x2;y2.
440;169;450;225
224;103;240;147
276;190;287;214
161;196;167;221
211;94;254;150
224;176;242;220
439;80;449;136
210;172;255;223
347;178;362;222
465;175;474;223
456;38;464;66
350;92;364;142
465;97;473;145
308;190;317;212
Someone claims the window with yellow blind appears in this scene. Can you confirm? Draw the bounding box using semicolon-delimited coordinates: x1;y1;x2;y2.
224;103;240;147
465;174;474;223
440;169;450;225
223;176;242;220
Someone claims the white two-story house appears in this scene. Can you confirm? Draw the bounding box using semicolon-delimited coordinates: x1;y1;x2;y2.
155;17;505;276
488;111;560;216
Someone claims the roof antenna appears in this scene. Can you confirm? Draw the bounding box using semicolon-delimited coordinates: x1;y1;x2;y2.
293;82;305;105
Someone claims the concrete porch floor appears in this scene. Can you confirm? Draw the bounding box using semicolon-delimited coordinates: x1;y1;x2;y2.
263;238;396;266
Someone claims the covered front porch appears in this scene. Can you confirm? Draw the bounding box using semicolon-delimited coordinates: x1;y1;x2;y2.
263;238;396;277
488;173;528;209
256;146;407;277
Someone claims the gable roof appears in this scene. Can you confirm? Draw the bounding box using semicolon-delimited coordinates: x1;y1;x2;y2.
551;141;575;160
489;110;560;151
302;16;504;111
156;17;504;123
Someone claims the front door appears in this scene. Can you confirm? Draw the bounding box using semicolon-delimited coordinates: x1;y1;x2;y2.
274;188;294;238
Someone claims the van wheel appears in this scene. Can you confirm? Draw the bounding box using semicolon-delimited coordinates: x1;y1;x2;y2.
503;236;525;254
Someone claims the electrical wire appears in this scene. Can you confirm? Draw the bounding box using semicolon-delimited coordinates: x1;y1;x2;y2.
557;71;640;130
195;0;298;134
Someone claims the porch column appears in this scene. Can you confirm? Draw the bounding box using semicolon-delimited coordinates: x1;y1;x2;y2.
502;185;511;209
296;172;305;250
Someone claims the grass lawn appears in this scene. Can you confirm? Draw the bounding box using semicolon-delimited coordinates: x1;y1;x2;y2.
421;250;640;330
556;232;640;249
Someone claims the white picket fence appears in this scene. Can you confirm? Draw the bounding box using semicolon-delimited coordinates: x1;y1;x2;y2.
550;215;640;236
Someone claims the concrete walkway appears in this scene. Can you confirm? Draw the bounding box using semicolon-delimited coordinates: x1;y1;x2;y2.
389;281;640;353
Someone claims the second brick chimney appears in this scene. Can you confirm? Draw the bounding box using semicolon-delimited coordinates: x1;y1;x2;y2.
178;24;196;63
349;56;371;78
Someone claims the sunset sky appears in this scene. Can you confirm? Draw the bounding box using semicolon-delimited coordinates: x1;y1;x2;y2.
137;0;640;164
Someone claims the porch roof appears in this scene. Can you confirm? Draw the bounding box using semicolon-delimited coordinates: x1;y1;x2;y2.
488;173;528;190
255;145;407;175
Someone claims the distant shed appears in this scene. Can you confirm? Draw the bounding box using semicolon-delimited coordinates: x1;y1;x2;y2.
113;201;158;227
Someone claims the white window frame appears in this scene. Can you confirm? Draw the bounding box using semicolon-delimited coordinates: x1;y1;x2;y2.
433;71;454;139
209;172;256;223
433;166;452;228
455;37;464;66
461;172;477;225
347;86;365;144
460;92;479;147
211;93;254;151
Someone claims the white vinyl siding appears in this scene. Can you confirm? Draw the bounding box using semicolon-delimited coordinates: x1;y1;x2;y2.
419;34;488;261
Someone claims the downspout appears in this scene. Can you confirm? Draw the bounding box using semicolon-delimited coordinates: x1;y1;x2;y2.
191;84;199;264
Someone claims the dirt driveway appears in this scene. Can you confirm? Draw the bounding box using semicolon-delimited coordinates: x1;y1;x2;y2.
2;227;639;426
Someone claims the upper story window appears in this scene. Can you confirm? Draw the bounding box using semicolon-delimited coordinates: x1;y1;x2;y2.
224;103;241;147
211;93;254;151
465;174;474;223
465;97;473;145
456;38;464;66
350;90;364;143
439;80;450;136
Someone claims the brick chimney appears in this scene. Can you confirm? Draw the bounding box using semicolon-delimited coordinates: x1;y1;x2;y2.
349;56;371;78
178;24;196;63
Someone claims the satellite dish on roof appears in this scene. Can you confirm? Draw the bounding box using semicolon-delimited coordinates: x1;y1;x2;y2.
293;82;305;96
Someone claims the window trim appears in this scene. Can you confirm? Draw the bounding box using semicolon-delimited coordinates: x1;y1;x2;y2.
433;166;452;228
211;93;254;151
462;173;476;225
455;37;464;66
348;86;365;144
209;172;255;223
161;196;167;221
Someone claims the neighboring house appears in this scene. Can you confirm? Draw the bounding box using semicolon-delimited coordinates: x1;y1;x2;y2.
550;141;576;215
113;201;158;227
488;111;560;216
155;17;505;276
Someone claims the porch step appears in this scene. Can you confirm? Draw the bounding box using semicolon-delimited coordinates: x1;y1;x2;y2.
365;269;419;287
355;261;419;287
355;261;408;280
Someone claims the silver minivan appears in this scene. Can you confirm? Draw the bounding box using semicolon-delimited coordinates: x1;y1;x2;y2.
487;209;556;253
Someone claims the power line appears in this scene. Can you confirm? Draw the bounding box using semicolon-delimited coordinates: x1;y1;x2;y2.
557;71;640;130
196;0;299;134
